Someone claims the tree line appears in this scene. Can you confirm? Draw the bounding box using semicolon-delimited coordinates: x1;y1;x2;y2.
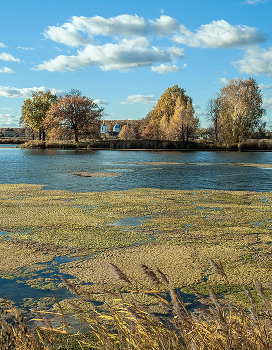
20;78;267;144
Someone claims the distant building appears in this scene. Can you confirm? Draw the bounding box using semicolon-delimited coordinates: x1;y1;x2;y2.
108;124;120;138
113;124;120;133
101;123;108;134
101;123;120;138
4;128;15;137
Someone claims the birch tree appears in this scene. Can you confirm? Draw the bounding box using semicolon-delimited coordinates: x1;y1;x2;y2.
217;78;266;143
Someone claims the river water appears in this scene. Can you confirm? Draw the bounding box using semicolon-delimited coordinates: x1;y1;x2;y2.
0;145;271;192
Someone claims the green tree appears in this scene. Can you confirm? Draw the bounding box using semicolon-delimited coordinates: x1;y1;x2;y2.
21;91;57;141
216;78;266;144
44;95;104;142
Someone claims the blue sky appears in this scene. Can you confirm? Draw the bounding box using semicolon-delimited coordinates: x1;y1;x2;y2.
0;0;272;129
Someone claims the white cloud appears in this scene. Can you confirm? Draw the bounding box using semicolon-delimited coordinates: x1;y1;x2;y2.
0;43;6;48
0;52;20;62
193;104;201;109
38;14;186;72
233;46;272;76
93;99;109;105
259;83;272;90
263;97;272;110
44;22;90;47
0;67;15;73
218;77;229;84
151;64;180;74
70;14;180;38
244;0;268;4
120;94;156;105
35;38;184;72
18;46;35;50
0;86;63;98
172;19;267;48
0;114;20;127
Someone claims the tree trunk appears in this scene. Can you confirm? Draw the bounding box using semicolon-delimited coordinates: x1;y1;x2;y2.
42;130;45;141
74;128;79;142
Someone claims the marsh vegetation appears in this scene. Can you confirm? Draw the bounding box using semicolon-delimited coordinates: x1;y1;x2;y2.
0;184;271;311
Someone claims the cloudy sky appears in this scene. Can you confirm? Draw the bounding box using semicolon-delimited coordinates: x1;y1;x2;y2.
0;0;272;128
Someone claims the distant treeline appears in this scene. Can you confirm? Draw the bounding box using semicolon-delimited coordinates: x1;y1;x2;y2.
21;139;272;151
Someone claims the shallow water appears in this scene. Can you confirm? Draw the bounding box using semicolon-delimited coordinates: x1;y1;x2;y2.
0;146;271;192
0;146;271;309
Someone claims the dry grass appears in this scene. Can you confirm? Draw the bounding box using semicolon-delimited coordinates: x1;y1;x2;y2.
1;259;272;349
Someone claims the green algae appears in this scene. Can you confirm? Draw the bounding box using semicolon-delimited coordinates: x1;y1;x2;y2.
0;184;271;297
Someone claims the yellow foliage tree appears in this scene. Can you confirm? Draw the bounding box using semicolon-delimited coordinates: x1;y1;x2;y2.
141;85;199;141
217;77;266;144
118;125;136;140
21;91;57;141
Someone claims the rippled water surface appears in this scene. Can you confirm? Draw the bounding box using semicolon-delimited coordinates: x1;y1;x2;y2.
0;145;271;192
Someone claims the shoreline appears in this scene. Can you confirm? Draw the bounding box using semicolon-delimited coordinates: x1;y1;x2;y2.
18;138;272;151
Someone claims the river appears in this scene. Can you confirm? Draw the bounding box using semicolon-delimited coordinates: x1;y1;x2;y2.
0;145;271;192
0;145;271;311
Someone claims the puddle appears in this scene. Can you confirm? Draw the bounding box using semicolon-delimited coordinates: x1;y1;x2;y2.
111;216;150;226
0;274;75;310
249;221;262;226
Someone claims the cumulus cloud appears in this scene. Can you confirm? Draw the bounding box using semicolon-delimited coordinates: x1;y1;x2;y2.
0;52;20;62
0;86;63;98
172;19;267;48
37;14;187;72
60;14;180;38
259;83;272;90
38;14;266;73
120;94;156;105
93;99;109;105
0;114;20;127
233;46;272;76
151;64;180;74
263;97;272;110
218;77;229;84
0;67;15;73
0;43;6;48
35;38;184;72
44;22;90;47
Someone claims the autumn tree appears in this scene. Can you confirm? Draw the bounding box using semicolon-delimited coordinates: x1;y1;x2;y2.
118;125;136;140
216;78;266;144
21;91;57;141
169;97;199;141
141;85;199;141
44;94;104;142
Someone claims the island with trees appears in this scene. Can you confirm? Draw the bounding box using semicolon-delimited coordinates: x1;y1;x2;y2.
18;78;271;151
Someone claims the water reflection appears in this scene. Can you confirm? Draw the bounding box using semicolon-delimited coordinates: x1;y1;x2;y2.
0;147;271;192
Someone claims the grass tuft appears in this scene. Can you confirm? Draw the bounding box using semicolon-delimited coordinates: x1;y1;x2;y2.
1;260;272;349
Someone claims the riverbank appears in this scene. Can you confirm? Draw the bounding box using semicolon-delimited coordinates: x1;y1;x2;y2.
20;138;272;151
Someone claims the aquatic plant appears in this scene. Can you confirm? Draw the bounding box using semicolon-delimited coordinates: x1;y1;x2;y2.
0;184;271;296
